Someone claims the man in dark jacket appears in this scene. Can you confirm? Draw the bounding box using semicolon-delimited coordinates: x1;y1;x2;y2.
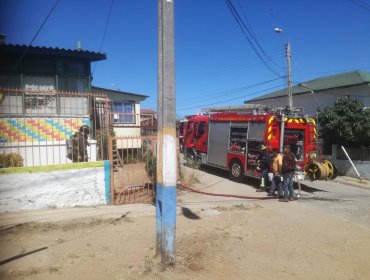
256;144;271;192
77;125;90;162
280;145;297;202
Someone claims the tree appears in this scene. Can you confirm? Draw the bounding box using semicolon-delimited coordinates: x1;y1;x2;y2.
318;96;370;147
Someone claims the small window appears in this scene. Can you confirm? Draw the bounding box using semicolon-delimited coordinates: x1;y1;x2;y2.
112;101;135;124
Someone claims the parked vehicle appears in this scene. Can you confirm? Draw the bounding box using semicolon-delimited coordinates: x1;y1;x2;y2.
182;105;336;181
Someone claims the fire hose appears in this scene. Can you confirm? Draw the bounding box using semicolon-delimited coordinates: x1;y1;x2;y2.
179;173;302;200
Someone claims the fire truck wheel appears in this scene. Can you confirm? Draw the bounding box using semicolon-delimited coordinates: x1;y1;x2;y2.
229;160;244;182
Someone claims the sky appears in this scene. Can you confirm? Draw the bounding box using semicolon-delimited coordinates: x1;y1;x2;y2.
1;0;370;117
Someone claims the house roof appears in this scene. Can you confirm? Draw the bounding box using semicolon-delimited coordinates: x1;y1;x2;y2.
141;108;156;114
92;86;148;100
0;43;106;62
245;70;370;103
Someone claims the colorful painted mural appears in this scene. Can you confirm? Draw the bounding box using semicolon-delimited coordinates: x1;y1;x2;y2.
0;118;90;143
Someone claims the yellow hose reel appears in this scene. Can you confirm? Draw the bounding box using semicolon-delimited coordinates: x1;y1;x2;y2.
305;160;338;181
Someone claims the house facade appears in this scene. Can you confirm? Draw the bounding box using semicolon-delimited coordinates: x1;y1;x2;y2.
244;71;370;116
91;86;149;148
0;42;110;166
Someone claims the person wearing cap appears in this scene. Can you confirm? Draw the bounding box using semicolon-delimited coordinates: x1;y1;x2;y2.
256;144;271;192
280;145;297;202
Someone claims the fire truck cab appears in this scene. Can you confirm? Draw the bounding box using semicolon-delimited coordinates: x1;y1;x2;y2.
184;105;317;182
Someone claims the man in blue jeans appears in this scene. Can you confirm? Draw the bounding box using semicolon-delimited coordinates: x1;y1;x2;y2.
280;145;297;202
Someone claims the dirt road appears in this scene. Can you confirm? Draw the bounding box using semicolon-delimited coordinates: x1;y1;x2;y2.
1;166;370;279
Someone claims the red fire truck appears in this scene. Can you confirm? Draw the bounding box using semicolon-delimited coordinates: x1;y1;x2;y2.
183;105;335;182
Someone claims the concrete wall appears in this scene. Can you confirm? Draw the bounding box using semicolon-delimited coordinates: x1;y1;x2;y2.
325;146;370;180
0;161;111;212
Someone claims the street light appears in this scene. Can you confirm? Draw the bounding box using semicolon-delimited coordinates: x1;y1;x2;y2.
274;27;293;109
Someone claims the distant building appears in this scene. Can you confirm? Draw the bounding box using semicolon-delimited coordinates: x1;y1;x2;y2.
244;70;370;115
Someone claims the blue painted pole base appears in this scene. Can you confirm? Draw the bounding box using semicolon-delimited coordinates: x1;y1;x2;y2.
156;183;176;264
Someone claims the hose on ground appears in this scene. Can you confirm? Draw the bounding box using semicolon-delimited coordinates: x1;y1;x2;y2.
179;174;302;200
178;183;275;200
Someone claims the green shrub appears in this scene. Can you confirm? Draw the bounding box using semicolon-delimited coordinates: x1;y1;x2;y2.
0;153;24;168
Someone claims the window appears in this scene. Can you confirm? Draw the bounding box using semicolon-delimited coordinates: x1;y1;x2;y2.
112;101;135;124
193;122;199;137
58;76;88;92
197;121;206;137
56;60;86;76
23;75;57;115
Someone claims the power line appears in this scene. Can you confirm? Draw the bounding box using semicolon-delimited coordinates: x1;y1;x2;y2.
8;0;60;78
177;83;285;111
92;0;115;75
349;0;370;12
178;77;284;102
224;0;284;77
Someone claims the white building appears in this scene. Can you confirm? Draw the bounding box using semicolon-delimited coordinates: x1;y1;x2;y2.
244;70;370;116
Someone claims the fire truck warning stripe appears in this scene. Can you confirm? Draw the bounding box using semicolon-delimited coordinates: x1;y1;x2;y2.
268;116;274;124
267;126;272;133
268;134;272;140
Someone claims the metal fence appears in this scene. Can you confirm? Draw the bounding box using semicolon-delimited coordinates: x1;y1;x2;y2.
109;135;157;204
0;88;110;167
336;145;370;161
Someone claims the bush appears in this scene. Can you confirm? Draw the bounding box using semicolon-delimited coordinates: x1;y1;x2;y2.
0;153;24;168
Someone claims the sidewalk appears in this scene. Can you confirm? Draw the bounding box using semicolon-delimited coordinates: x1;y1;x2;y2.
332;176;370;189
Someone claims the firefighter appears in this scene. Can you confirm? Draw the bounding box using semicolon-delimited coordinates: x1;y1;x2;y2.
78;125;90;162
256;144;271;192
280;145;297;202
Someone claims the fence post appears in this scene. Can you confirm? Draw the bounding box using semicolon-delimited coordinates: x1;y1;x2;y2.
108;135;114;204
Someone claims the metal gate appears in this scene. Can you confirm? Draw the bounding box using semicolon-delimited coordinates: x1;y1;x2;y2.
109;135;157;204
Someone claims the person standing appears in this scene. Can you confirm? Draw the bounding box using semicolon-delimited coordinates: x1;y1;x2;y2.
280;145;297;202
268;148;283;198
256;144;271;192
77;125;90;162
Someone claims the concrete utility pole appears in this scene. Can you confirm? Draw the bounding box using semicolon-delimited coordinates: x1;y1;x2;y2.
274;28;293;109
285;42;293;108
156;0;176;266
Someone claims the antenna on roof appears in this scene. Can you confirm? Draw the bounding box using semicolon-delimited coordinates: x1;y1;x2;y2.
77;40;82;51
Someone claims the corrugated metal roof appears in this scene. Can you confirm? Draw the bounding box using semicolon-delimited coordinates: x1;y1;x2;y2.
0;43;106;62
245;70;370;103
92;86;148;100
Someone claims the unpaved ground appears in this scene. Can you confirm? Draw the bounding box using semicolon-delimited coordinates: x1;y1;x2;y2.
1;200;370;280
1;165;370;280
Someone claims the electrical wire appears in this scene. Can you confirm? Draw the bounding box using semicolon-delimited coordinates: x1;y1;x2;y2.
177;83;285;111
7;0;60;79
178;77;284;102
349;0;370;12
224;0;284;77
92;0;115;75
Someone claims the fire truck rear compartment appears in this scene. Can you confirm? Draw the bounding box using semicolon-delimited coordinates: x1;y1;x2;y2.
284;129;305;162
